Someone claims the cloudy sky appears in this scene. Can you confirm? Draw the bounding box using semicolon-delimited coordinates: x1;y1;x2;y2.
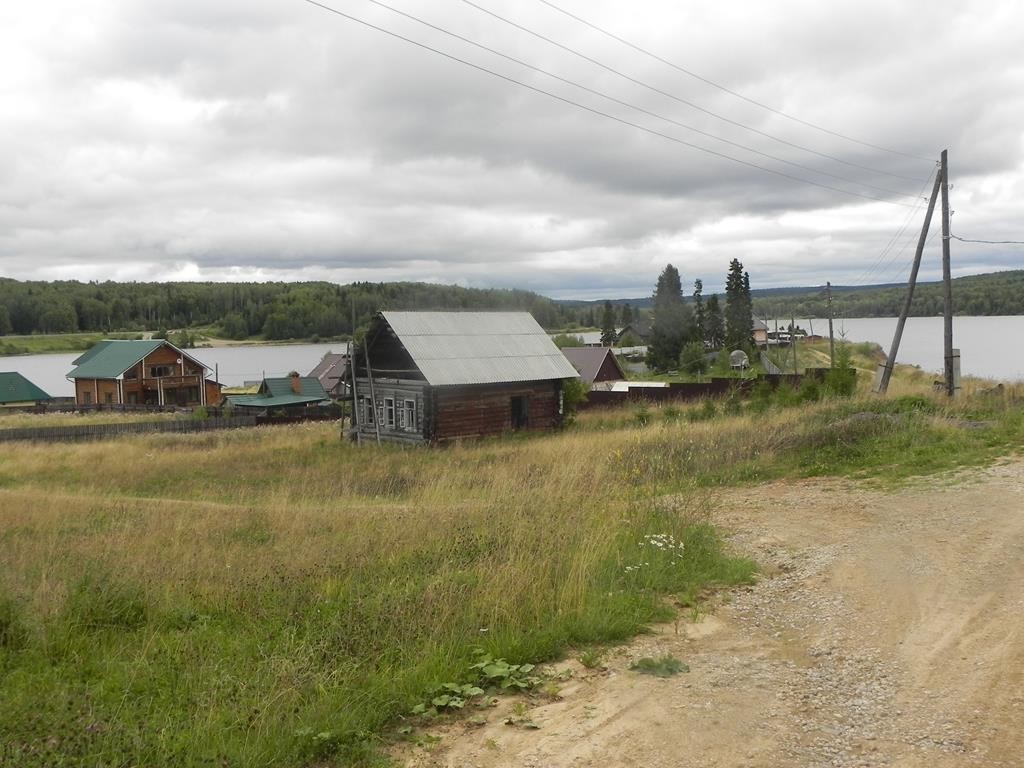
2;0;1022;299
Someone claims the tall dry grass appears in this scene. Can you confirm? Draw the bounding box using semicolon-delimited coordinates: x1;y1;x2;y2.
2;370;1021;766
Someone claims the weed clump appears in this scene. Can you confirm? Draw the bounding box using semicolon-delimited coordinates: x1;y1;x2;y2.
630;654;689;677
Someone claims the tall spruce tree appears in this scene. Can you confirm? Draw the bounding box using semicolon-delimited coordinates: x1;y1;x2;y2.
692;279;705;346
647;264;694;371
724;258;754;351
600;300;617;346
705;294;725;349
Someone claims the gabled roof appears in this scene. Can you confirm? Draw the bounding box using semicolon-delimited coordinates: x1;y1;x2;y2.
560;347;627;384
0;372;52;404
67;339;207;380
308;353;348;388
373;311;579;387
752;318;769;332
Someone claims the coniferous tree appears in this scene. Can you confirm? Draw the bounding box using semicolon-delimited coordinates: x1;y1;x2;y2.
620;302;633;325
724;259;754;351
692;279;705;347
705;294;725;350
647;264;694;371
600;300;617;346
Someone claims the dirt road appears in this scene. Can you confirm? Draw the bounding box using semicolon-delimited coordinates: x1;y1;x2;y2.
397;458;1024;768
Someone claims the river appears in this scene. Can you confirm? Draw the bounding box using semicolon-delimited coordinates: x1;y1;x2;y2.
775;316;1024;382
2;317;1022;398
0;343;348;399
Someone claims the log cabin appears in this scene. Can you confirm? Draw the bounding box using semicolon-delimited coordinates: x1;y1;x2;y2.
67;339;221;407
352;311;580;444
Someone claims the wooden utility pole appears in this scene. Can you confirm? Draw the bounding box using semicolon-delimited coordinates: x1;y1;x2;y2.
826;282;835;368
791;315;798;374
940;149;957;397
873;167;943;394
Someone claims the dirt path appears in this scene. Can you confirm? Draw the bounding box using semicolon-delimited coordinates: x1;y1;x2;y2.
396;458;1024;768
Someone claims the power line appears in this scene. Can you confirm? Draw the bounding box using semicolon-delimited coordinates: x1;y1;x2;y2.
848;168;937;287
461;0;930;183
303;0;919;208
357;0;918;200
536;0;934;163
950;234;1024;245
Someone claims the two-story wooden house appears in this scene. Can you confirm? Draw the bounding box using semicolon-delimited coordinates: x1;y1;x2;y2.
67;339;220;407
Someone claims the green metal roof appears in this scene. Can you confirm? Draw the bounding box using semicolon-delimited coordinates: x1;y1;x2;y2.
224;376;330;409
225;393;330;409
262;376;328;399
67;340;205;380
0;372;52;404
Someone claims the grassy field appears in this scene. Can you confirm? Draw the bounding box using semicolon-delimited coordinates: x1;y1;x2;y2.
1;363;1022;766
0;332;147;357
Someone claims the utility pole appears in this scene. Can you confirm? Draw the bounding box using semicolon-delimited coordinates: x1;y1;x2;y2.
873;166;943;395
940;149;958;397
826;282;835;368
791;315;798;374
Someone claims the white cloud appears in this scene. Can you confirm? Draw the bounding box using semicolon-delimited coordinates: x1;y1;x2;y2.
1;0;1022;299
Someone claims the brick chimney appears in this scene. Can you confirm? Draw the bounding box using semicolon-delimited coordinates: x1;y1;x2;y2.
289;371;301;394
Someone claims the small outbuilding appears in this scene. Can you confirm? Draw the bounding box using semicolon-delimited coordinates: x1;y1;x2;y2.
222;373;331;412
352;311;579;444
0;372;53;408
560;347;627;386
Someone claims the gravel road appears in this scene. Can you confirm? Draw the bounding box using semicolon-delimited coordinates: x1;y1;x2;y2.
397;458;1024;768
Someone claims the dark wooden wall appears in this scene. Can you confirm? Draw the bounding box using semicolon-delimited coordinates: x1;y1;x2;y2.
431;381;562;441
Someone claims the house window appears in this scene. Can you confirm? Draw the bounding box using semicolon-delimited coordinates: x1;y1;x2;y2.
83;391;93;405
150;365;172;378
361;396;374;425
383;398;395;428
104;392;113;404
404;399;417;431
510;395;529;429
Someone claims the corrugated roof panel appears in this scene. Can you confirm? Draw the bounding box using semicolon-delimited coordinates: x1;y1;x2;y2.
67;340;166;379
377;311;579;386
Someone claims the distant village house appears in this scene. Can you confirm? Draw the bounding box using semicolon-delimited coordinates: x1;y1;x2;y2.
0;372;53;408
560;347;627;387
307;353;349;399
353;311;579;444
221;373;330;413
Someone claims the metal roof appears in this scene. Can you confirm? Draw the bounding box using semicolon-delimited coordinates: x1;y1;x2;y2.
67;339;207;380
0;372;52;404
378;311;579;386
262;376;329;399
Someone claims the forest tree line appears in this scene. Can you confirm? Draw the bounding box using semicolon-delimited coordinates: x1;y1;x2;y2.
0;279;579;339
752;270;1024;319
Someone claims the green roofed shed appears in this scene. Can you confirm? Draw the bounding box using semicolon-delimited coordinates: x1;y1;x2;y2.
223;374;330;409
0;372;53;406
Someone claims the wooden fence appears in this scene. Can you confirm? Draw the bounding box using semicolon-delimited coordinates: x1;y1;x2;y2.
0;405;344;444
0;416;259;444
579;374;807;410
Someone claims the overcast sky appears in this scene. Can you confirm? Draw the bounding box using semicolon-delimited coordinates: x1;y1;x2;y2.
2;0;1022;299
